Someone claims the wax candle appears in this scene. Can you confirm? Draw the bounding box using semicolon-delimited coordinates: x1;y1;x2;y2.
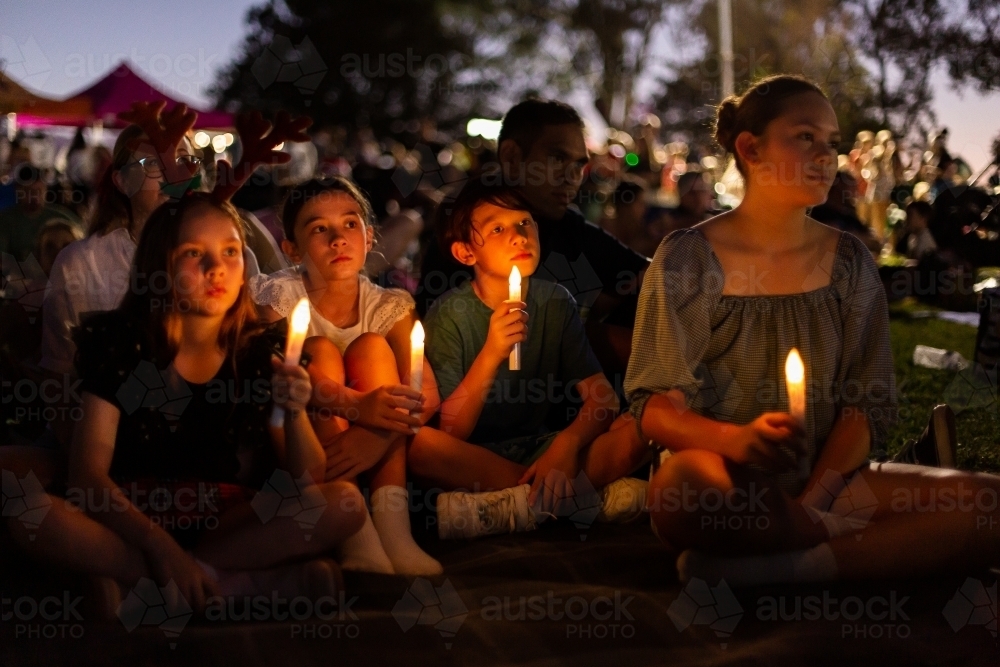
410;321;424;394
784;348;809;481
270;297;312;428
509;265;521;371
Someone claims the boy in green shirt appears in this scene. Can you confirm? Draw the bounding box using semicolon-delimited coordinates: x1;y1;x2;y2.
413;181;649;539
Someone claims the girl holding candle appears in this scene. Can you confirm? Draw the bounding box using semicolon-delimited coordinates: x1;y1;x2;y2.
251;177;442;575
630;74;1000;585
5;193;365;610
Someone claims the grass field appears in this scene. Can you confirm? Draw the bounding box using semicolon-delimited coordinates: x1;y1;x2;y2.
886;301;999;472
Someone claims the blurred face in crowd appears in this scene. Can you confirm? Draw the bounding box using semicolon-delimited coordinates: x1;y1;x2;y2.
679;175;713;218
501;124;589;220
170;203;245;317
282;190;373;284
114;138;196;222
907;208;929;232
824;172;857;213
736;91;840;208
15;175;47;212
452;201;539;284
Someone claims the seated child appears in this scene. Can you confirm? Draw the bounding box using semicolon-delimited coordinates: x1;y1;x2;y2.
251;176;441;575
5;193;364;611
412;180;651;539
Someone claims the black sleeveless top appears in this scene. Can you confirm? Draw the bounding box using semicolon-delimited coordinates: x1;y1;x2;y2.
74;310;284;484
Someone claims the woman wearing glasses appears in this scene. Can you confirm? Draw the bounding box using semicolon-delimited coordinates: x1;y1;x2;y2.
38;124;210;385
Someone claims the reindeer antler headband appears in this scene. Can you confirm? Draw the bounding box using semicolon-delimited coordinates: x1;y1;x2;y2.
117;102;312;203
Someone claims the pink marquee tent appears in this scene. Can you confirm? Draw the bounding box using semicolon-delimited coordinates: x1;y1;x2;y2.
12;62;233;129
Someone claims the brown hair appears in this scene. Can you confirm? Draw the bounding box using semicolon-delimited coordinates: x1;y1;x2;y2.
437;178;532;255
118;193;263;365
714;74;827;175
89;124;147;237
280;176;376;244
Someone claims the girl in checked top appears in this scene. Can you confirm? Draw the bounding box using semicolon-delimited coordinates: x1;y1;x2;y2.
630;74;1000;585
251;177;442;575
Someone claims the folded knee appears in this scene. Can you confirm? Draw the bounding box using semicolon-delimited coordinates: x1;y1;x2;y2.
319;481;366;533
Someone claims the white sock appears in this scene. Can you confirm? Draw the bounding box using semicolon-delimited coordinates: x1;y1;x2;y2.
337;506;395;574
371;486;442;576
677;543;839;587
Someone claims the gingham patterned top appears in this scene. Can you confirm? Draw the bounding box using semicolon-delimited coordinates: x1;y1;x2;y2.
625;227;897;495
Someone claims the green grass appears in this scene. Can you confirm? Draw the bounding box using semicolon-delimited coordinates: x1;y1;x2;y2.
886;302;1000;472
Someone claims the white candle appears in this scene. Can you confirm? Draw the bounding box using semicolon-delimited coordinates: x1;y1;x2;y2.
410;321;424;394
784;347;809;480
509;265;521;371
270;297;312;428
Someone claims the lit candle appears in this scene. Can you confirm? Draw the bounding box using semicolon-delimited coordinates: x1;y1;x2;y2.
784;348;809;480
509;265;521;371
410;321;424;394
270;297;312;428
408;321;425;434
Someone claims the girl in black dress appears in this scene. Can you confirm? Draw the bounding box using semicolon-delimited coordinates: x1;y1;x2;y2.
6;193;365;610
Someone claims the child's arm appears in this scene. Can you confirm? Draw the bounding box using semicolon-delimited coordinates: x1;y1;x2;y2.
519;372;620;505
796;407;871;502
437;299;528;440
69;393;219;609
640;390;805;472
269;356;326;482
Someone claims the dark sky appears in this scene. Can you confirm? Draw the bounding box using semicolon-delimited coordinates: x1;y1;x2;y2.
2;0;998;170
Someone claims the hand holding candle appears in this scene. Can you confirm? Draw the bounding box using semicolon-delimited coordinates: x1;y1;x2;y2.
784;348;809;481
270;297;311;428
509;266;521;371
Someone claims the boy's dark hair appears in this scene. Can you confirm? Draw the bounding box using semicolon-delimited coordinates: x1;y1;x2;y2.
437;178;532;256
497;98;584;155
906;200;933;220
280;176;376;244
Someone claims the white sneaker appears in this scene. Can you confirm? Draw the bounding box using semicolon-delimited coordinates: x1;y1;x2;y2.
596;477;649;523
437;484;537;540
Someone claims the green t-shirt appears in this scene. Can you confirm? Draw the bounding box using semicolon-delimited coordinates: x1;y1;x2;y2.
424;278;603;444
0;204;80;261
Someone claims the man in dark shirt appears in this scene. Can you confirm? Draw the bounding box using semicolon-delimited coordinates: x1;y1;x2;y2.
418;99;649;378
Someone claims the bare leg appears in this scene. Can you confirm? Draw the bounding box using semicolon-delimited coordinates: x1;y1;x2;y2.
647;449;828;555
579;413;651;489
193;481;365;569
343;332;409;491
829;462;1000;578
407;426;526;491
341;333;442;575
303;336;351;445
6;496;148;586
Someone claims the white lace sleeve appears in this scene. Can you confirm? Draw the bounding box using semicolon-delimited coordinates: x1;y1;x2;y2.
369;287;415;336
250;268;306;318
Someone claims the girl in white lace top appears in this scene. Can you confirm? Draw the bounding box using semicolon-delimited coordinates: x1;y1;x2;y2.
251;177;442;576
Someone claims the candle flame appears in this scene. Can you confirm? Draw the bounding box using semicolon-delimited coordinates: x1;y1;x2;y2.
785;348;804;383
509;265;521;289
410;320;425;346
290;297;311;335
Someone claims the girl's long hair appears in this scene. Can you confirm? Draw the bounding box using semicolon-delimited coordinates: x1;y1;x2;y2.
118;193;264;366
89;124;147;237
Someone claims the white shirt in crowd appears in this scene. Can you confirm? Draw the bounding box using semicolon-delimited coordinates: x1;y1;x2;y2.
40;228;260;375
